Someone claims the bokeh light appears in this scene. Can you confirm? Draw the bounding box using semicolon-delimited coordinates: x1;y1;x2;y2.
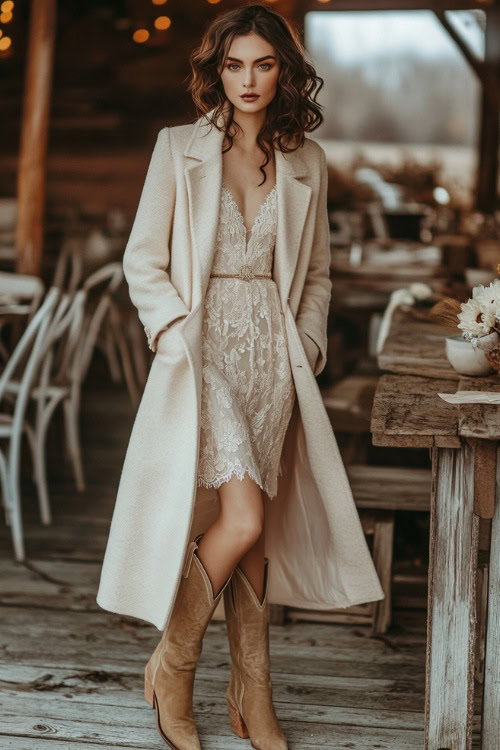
0;35;12;50
0;10;13;22
1;1;14;11
154;16;171;30
133;28;150;43
152;0;168;5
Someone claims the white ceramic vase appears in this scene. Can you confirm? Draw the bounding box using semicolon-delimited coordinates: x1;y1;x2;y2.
445;335;495;376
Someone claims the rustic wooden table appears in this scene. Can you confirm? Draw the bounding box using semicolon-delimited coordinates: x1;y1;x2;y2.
371;305;499;750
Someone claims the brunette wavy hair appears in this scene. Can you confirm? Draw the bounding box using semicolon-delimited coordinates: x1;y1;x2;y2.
187;3;324;185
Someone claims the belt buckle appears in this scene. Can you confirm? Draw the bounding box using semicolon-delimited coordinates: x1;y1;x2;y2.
239;264;255;281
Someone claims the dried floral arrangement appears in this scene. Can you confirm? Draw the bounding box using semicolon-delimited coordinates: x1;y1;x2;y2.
430;264;500;369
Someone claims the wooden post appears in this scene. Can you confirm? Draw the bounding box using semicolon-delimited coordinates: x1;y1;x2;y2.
424;443;478;750
481;443;500;749
476;8;500;213
15;0;57;275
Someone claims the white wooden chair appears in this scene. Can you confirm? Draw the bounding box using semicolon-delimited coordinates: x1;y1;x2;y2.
79;262;142;408
0;287;60;561
3;289;87;520
54;239;144;406
0;272;45;362
51;236;84;298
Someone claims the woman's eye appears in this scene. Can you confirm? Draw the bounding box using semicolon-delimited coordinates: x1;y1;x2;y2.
226;63;272;72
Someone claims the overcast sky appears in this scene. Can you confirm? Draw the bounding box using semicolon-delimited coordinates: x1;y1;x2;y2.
305;10;484;64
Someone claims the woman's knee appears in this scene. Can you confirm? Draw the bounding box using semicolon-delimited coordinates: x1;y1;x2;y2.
220;507;264;549
217;474;265;548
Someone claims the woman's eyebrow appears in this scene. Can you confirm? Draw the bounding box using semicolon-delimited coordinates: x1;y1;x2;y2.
226;55;276;63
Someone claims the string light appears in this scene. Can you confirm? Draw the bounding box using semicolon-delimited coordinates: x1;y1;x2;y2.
154;15;171;30
133;28;149;43
0;35;11;50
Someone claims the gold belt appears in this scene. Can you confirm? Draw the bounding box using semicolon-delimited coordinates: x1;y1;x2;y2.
210;266;272;282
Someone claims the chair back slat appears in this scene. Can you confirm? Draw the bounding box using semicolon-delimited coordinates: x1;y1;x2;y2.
0;287;60;411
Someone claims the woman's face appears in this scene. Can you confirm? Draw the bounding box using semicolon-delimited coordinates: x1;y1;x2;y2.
220;32;280;116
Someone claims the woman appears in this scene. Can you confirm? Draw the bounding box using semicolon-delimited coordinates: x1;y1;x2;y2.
96;5;384;749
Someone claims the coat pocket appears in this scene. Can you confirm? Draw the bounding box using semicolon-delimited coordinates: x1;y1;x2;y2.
297;328;320;372
155;316;188;364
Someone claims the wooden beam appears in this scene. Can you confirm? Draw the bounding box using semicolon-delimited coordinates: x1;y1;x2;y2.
477;7;500;211
433;10;484;80
15;0;57;276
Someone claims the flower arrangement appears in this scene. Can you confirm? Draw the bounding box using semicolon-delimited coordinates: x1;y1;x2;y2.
457;278;500;368
458;278;500;339
429;264;500;373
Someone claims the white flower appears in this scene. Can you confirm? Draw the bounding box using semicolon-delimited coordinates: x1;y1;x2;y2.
457;297;492;336
473;279;500;321
458;279;500;337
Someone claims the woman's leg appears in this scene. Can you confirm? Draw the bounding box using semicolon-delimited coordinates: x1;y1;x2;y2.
196;474;266;598
237;524;266;602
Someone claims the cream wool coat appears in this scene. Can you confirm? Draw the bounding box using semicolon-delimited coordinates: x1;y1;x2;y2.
96;108;384;631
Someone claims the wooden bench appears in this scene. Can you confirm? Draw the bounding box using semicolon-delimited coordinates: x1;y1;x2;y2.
286;464;432;634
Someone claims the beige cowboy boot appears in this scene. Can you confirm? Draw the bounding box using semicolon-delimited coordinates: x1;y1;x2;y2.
223;558;288;750
144;534;231;749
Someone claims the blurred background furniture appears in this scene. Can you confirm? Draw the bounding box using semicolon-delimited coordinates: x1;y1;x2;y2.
371;304;498;750
0;287;60;561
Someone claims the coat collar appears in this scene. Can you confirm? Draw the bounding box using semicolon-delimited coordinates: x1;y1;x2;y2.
182;105;312;309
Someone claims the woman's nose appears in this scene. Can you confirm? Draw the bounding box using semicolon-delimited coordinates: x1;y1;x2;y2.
243;68;255;87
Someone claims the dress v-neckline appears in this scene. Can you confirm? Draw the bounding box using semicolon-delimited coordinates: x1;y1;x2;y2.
222;181;277;240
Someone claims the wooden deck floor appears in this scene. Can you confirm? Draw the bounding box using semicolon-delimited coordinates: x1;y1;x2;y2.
0;365;483;749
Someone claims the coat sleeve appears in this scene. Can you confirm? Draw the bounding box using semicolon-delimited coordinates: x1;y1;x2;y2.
122;127;190;352
295;144;332;377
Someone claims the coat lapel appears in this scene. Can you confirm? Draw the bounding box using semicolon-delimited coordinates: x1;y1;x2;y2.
183;107;312;309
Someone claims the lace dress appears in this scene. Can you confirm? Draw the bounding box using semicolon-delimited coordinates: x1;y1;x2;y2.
196;181;296;500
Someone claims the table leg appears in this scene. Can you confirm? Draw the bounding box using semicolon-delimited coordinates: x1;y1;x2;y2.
481;445;499;749
425;442;479;750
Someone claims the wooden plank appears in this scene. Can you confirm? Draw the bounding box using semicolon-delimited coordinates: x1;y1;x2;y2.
435;434;463;448
424;444;479;750
0;662;428;713
481;447;500;749
458;377;500;441
0;719;426;750
371;373;460;444
346;465;431;511
377;306;459;380
0;692;429;732
372;432;434;448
